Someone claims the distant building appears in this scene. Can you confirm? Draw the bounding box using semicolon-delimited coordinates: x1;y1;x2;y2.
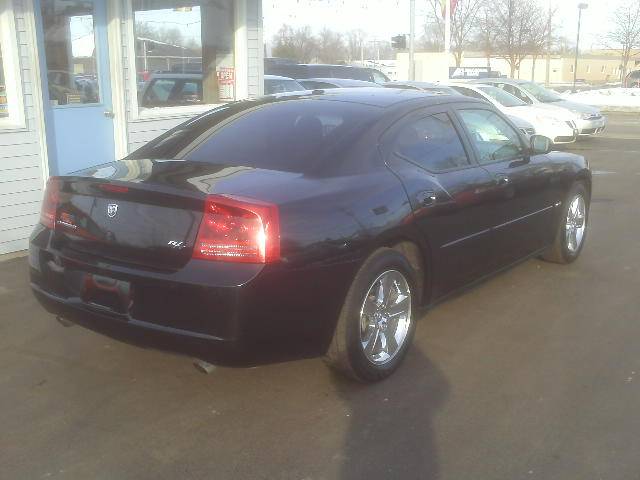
396;51;638;85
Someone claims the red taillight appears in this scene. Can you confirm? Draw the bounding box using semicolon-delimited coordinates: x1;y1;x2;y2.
193;195;280;264
98;183;129;194
40;177;61;229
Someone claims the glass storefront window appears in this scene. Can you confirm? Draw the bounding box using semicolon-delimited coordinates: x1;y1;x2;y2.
0;40;7;117
133;0;235;109
40;0;100;106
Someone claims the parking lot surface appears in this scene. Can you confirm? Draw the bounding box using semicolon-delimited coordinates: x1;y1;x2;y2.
2;114;640;480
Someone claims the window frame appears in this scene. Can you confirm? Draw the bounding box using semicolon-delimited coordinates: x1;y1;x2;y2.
384;108;477;175
123;0;246;121
0;0;26;130
453;106;528;166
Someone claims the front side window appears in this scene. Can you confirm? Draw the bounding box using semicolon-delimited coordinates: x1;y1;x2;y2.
371;70;388;84
458;109;524;164
519;82;563;103
41;0;100;106
392;113;470;172
133;0;234;110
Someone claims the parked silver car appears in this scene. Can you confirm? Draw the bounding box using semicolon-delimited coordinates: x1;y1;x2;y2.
472;78;606;136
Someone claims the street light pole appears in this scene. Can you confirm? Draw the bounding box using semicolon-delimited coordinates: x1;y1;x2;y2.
409;0;415;80
572;3;588;93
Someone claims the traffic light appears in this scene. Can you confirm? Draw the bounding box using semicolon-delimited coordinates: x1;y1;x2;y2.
391;34;407;50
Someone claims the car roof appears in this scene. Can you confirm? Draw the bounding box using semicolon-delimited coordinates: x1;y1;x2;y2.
384;81;441;89
470;78;527;85
264;75;297;81
299;78;380;87
270;87;485;108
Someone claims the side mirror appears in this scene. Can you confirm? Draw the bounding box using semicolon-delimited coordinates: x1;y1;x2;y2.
530;135;552;154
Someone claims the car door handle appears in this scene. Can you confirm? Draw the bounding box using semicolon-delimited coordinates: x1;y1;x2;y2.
495;174;510;186
416;190;437;206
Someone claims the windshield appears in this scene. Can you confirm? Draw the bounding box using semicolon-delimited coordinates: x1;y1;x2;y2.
264;79;305;94
478;86;526;107
519;82;563;102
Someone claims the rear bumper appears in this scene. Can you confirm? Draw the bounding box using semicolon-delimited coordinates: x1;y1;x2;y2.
29;226;359;361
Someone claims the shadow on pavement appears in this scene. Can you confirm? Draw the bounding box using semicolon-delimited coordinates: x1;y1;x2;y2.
333;347;449;480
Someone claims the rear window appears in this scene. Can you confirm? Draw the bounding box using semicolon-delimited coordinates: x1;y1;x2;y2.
128;99;381;174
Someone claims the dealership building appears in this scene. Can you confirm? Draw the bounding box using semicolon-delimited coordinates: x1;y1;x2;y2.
0;0;264;254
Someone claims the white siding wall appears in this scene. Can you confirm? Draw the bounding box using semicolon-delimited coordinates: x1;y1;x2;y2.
122;0;264;153
0;0;46;254
247;0;263;98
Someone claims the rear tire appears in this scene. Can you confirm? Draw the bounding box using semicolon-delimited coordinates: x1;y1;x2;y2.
325;247;419;382
542;181;589;264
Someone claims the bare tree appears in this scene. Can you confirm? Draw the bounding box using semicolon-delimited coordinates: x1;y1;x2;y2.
426;0;486;66
271;24;318;63
606;0;640;81
346;29;366;62
316;28;347;64
419;22;444;51
492;0;546;77
473;7;497;69
527;8;554;80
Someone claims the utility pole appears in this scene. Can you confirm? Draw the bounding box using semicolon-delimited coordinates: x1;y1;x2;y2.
409;0;415;80
545;0;552;85
572;3;588;92
444;0;451;54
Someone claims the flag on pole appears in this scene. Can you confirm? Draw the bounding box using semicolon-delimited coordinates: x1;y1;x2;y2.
441;0;458;17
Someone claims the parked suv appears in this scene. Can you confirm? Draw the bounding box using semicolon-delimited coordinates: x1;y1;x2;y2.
265;62;390;84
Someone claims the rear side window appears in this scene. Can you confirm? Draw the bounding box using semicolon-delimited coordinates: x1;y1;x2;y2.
129;99;381;174
392;113;470;172
501;84;531;104
452;86;487;101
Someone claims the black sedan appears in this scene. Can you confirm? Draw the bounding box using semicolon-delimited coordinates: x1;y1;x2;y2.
29;88;591;382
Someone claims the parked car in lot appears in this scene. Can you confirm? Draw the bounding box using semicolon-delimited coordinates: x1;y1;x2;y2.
383;81;460;95
264;75;305;95
30;89;591;382
265;62;390;84
473;78;606;136
139;73;304;106
624;70;640;88
449;83;578;144
387;81;537;140
297;78;381;89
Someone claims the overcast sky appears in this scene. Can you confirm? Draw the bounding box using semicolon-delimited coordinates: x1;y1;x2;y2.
263;0;615;50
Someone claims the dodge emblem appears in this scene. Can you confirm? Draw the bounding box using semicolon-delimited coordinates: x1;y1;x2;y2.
107;203;118;218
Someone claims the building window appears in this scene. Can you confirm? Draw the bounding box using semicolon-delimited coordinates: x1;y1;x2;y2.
0;41;7;118
601;65;606;73
0;1;25;128
40;0;100;106
570;64;574;73
133;0;235;110
586;65;591;73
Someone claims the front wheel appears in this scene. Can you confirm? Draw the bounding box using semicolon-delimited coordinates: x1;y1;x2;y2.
325;248;419;382
542;181;589;264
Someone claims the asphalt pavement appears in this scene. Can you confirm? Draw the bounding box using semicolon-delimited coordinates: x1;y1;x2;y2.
2;114;640;480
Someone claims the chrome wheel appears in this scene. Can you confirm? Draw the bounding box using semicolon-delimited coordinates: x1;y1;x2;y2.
359;270;412;365
565;194;586;254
